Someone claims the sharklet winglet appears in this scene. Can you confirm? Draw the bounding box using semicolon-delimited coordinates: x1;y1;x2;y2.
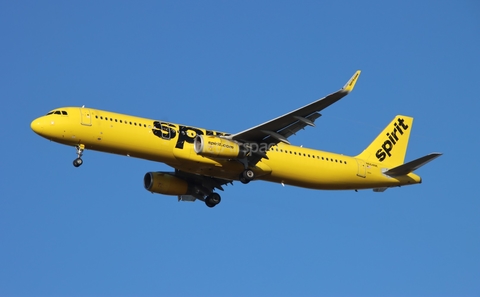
342;70;361;93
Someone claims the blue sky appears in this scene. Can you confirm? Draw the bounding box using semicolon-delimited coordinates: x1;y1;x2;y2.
1;1;479;296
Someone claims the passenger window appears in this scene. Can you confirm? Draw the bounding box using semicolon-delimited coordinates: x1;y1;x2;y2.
120;120;122;123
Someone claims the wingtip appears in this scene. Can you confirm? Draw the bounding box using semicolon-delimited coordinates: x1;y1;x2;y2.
343;70;361;92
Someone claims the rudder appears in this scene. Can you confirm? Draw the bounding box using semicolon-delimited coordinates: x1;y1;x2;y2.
355;116;413;167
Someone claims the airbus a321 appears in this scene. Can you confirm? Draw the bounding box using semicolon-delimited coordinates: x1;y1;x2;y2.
31;71;441;207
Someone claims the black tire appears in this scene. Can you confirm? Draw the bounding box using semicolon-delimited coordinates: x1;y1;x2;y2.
205;199;215;208
73;158;83;167
242;169;255;181
205;193;221;207
239;175;250;184
209;193;221;205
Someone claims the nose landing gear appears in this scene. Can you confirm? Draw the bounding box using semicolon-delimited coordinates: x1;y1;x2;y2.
73;144;85;167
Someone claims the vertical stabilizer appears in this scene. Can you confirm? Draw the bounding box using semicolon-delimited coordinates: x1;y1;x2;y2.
355;116;413;167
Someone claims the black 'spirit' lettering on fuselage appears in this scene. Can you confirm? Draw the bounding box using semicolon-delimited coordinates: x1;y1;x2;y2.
151;121;228;149
153;121;177;140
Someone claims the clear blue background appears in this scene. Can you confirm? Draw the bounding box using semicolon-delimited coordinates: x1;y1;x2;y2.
1;1;479;296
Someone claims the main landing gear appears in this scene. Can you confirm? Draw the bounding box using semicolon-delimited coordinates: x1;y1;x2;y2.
203;168;254;208
239;169;255;184
73;144;85;167
205;193;221;208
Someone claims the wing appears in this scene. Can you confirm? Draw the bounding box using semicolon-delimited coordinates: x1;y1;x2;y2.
227;70;361;145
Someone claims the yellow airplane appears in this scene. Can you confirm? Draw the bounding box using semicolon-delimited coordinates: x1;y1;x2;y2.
31;71;441;207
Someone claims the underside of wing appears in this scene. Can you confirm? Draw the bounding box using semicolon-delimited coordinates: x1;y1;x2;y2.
173;170;233;200
227;70;361;145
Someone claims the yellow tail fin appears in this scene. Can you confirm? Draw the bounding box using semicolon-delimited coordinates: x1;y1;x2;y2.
355;116;413;167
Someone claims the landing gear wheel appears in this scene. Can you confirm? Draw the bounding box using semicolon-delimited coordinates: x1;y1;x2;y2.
73;144;85;168
239;169;255;184
73;158;83;167
205;200;215;208
243;169;255;180
205;193;221;208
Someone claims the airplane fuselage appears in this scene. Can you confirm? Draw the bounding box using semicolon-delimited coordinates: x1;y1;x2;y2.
31;107;421;191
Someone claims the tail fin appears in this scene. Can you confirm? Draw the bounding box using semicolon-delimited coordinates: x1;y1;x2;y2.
355;116;413;167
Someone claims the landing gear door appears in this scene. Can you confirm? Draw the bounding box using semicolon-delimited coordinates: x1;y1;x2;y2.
80;108;92;126
355;158;366;178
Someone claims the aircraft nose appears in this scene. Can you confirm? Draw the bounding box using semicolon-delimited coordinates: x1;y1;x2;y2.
30;117;44;135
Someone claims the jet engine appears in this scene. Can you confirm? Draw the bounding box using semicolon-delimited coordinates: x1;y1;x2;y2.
144;172;189;195
194;135;246;159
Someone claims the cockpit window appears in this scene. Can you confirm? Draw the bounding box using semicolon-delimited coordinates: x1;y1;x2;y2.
46;110;68;116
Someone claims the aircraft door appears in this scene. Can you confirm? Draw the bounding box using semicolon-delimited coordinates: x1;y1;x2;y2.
355;158;366;178
80;108;92;126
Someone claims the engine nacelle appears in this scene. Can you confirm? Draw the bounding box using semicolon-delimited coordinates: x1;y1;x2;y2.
194;135;245;159
144;172;189;196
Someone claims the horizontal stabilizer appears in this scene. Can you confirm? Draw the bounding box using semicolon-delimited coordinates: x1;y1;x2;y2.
384;153;442;177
